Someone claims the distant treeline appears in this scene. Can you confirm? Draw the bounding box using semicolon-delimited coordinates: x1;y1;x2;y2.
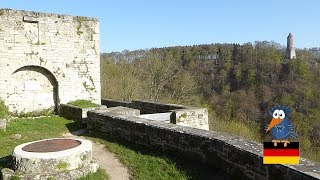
100;41;320;161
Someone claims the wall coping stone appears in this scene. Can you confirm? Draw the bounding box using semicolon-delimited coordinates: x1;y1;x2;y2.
0;8;98;21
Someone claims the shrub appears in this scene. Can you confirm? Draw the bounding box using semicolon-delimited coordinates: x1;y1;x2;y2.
67;99;98;108
211;118;262;143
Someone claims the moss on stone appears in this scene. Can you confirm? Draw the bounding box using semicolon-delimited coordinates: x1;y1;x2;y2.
176;113;187;123
81;154;88;161
56;161;68;170
180;113;187;118
75;18;84;35
11;175;21;180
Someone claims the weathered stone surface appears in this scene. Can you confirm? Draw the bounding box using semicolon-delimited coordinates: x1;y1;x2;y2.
0;9;101;113
0;119;6;131
101;99;209;130
1;161;99;180
87;110;320;179
170;108;209;130
94;106;140;116
139;112;171;122
1;138;99;180
101;99;186;114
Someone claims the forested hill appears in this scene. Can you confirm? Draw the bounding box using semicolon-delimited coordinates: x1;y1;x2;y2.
103;42;320;63
100;41;320;161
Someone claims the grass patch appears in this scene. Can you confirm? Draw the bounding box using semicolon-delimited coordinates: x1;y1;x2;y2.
77;168;109;180
67;99;98;108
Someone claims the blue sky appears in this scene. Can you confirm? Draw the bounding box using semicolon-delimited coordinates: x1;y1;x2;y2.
2;0;320;52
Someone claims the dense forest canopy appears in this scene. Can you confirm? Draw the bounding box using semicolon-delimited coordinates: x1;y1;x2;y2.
100;41;320;161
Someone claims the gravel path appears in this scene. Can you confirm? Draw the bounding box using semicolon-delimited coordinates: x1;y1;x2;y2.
63;129;130;180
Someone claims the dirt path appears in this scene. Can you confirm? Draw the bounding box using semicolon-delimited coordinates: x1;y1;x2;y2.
63;129;130;180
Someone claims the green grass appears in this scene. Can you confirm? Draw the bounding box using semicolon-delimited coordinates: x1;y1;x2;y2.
77;168;109;180
67;99;98;108
84;132;189;180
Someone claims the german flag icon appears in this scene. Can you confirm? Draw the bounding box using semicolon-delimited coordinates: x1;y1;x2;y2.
263;142;299;164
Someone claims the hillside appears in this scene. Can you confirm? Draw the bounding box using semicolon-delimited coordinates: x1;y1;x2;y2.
100;41;320;161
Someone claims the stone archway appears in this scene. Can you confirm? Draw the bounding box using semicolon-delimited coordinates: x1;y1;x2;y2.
7;65;59;113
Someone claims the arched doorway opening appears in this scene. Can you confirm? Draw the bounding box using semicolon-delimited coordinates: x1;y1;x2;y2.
8;65;59;113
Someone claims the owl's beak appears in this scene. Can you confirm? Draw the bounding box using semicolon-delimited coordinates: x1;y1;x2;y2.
266;118;282;132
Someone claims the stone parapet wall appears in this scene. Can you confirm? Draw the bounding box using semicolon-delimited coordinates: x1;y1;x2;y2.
101;99;131;108
130;100;186;114
170;108;209;130
58;104;107;123
101;99;208;129
101;99;185;114
87;110;320;179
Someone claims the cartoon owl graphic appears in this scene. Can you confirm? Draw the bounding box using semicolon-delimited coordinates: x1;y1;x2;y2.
265;105;297;147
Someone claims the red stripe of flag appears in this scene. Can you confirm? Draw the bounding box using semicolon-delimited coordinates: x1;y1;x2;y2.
263;149;299;156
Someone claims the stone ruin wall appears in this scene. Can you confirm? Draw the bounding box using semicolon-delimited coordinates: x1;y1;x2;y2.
0;9;101;113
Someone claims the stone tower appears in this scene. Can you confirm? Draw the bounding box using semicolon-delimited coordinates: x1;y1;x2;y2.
0;9;101;113
286;33;296;59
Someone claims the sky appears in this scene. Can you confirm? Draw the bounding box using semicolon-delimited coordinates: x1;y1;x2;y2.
1;0;320;52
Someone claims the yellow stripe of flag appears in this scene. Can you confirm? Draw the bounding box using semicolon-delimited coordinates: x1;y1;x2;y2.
263;156;299;164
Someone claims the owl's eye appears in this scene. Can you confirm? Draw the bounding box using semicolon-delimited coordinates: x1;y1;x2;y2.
279;110;286;119
273;110;279;119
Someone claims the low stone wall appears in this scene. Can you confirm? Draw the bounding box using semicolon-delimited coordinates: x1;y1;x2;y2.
101;99;185;114
58;104;107;123
87;110;320;179
101;99;131;108
130;100;186;114
101;99;209;129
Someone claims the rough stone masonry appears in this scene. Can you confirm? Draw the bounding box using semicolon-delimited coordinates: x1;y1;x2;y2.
0;9;101;113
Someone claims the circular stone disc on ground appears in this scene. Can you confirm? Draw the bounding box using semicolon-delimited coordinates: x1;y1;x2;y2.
22;139;81;152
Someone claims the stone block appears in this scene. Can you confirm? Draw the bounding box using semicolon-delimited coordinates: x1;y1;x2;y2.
170;108;209;130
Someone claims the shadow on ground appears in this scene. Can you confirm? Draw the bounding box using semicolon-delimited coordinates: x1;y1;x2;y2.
0;155;13;179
